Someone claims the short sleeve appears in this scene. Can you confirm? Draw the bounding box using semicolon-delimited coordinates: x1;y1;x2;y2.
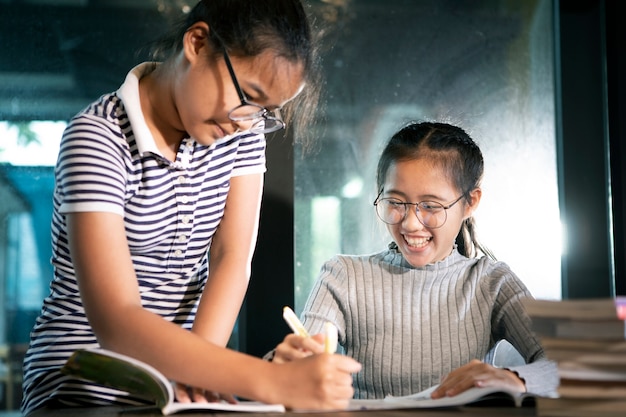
55;114;129;216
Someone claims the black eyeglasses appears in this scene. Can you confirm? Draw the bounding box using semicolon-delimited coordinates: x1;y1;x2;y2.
217;36;285;134
373;191;466;228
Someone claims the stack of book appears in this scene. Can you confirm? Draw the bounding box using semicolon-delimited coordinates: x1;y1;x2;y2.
523;297;626;417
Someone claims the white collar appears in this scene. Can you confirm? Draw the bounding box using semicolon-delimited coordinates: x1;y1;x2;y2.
117;62;161;157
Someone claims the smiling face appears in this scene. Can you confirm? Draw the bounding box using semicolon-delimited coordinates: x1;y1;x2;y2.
381;158;480;267
175;23;306;145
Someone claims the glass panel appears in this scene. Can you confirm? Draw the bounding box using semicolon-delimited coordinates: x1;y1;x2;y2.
295;0;560;312
0;122;62;346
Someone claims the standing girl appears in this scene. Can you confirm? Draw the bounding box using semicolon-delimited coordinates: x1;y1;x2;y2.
272;121;557;399
21;1;360;415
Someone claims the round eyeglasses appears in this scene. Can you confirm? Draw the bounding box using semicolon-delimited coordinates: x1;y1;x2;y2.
218;36;285;134
373;193;466;229
228;103;284;134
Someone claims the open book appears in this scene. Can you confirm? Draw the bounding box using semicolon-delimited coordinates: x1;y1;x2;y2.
61;348;286;415
348;384;538;410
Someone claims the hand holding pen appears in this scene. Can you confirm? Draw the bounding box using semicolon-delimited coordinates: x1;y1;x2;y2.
271;306;338;364
282;306;338;353
272;306;361;408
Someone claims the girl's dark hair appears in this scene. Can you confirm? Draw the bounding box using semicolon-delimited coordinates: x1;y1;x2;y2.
376;121;495;260
151;0;322;147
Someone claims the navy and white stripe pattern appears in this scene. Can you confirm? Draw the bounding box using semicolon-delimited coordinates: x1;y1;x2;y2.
21;63;266;415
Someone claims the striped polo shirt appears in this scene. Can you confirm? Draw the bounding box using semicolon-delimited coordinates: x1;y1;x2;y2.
21;63;266;415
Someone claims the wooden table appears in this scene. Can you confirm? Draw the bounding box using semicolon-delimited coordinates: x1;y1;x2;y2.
26;405;536;417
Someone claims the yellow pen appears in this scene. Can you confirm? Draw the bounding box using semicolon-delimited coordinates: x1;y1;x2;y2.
282;306;310;338
283;306;338;354
324;321;338;354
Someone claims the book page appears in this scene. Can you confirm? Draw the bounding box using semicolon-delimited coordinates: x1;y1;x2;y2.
62;348;172;409
63;349;287;414
164;401;285;414
384;385;528;408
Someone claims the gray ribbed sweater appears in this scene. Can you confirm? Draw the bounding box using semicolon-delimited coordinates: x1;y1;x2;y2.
300;245;558;399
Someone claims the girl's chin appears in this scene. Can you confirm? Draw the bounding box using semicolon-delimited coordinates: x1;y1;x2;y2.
400;248;433;267
405;256;432;268
203;121;230;141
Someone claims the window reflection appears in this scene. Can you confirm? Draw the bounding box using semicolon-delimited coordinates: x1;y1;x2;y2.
295;0;560;313
0;122;60;347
